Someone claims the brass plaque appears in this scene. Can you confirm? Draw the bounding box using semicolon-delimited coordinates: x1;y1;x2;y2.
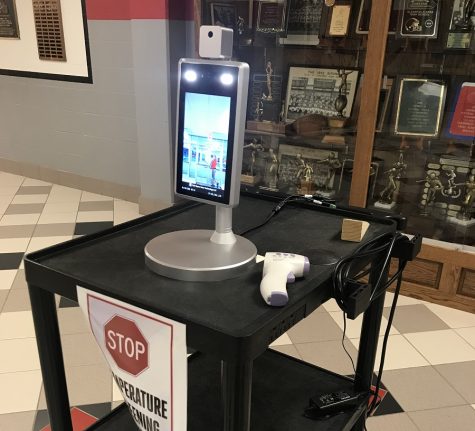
32;0;66;61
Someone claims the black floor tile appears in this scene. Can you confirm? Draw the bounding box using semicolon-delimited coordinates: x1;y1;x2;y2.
77;402;112;420
33;409;49;431
0;252;24;270
74;222;114;236
59;297;79;308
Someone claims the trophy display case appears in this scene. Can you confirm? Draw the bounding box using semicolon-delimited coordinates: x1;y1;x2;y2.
196;0;475;312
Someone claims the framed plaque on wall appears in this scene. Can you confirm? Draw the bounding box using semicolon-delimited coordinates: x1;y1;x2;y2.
394;78;447;137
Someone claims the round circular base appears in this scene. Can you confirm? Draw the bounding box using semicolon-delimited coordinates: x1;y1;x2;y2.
144;230;257;282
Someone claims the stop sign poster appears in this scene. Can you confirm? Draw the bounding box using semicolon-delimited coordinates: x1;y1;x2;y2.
77;287;187;431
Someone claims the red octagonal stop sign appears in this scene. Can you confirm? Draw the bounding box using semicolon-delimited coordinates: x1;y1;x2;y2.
104;315;149;376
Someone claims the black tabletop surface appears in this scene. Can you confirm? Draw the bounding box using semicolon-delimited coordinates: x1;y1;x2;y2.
25;195;394;360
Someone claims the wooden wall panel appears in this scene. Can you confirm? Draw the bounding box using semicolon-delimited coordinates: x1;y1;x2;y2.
458;269;475;300
390;258;442;289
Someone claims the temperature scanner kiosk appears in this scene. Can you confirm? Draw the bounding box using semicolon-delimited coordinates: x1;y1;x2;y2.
145;53;257;281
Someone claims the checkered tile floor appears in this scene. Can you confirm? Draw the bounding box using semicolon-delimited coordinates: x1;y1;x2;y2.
1;171;475;430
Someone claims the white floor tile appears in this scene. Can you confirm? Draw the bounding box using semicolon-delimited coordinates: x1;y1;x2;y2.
114;200;139;213
425;303;475;329
37;212;77;224
112;380;124;401
77;211;113;222
405;329;475;365
0;270;17;291
384;291;422;307
322;299;342;312
0;186;20;197
472;404;475;410
0;214;40;226
329;311;399;339
27;236;72;253
0;172;24;187
0;371;42;414
350;334;430;370
0;311;35;340
21;178;51;186
42;202;79;214
270;333;292;346
0;338;40;373
47;186;82;203
82;191;113;201
0;238;31;253
455;327;475;349
11;194;49;204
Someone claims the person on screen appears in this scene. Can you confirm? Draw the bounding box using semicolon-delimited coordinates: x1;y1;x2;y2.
210;155;217;186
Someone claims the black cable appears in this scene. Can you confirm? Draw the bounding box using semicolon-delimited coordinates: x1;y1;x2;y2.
367;259;405;416
238;194;306;236
341;312;356;375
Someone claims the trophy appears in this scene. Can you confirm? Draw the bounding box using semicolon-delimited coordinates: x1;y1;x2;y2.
315;152;342;197
455;0;475;30
265;148;279;190
241;139;264;185
375;151;406;209
456;175;475;222
417;172;443;216
328;69;353;128
441;169;462;198
261;61;281;122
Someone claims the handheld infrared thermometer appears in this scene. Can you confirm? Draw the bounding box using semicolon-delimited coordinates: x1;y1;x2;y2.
260;252;310;306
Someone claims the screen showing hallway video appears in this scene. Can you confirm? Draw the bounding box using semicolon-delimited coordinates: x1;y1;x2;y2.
181;92;231;197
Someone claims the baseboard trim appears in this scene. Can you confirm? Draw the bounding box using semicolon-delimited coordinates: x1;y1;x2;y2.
138;195;172;215
0;158;140;202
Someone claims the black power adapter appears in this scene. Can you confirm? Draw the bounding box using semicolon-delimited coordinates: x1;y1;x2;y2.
344;280;372;320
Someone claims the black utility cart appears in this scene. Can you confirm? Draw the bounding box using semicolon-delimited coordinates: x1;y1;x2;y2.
25;193;400;431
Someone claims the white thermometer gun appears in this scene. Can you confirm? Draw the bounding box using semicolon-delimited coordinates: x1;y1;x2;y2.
260;252;310;306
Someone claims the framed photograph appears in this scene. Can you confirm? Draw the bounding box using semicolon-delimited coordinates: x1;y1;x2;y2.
211;3;237;30
326;1;351;37
279;0;325;45
376;77;394;133
285;66;359;122
0;0;19;38
356;0;399;35
256;1;286;33
398;0;440;39
394;78;447;137
446;0;475;49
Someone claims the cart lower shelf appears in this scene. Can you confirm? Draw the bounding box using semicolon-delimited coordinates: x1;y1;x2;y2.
87;349;367;431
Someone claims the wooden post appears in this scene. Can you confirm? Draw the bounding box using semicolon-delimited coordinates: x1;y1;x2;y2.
349;0;392;208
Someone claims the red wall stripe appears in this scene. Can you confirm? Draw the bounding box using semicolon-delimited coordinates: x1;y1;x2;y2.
85;0;193;21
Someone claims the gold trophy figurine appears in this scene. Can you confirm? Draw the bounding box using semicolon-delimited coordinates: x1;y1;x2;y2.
448;174;475;226
315;152;342;197
417;172;443;216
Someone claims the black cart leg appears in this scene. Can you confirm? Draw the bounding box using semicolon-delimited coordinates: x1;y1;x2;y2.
352;262;389;430
221;359;253;431
28;285;73;431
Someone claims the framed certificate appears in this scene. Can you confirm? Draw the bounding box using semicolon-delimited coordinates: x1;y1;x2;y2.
394;78;447;137
285;66;359;122
0;0;19;38
210;3;237;30
279;0;325;45
398;0;440;39
256;1;286;33
326;2;351;37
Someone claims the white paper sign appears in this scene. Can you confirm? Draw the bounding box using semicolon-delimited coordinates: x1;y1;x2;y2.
77;287;187;431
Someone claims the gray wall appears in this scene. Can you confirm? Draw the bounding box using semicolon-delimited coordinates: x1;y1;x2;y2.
0;19;193;206
0;20;140;190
